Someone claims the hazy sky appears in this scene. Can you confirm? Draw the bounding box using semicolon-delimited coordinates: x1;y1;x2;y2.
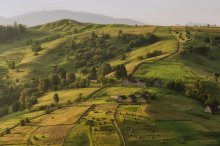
0;0;219;25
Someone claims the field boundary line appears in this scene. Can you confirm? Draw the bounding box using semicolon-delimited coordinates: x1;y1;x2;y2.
113;104;126;146
0;87;104;137
61;104;96;146
88;126;94;146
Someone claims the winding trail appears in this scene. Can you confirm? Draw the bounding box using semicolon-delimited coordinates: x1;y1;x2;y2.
130;27;180;76
114;104;126;146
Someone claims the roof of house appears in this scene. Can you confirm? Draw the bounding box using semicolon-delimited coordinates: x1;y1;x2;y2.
118;95;127;100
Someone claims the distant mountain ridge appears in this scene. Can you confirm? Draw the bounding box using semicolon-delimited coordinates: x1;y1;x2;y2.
186;22;218;27
0;10;145;26
0;16;7;24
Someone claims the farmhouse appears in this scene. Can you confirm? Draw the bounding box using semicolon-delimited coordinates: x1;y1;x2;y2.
118;95;127;103
139;97;147;103
126;94;137;103
110;96;119;100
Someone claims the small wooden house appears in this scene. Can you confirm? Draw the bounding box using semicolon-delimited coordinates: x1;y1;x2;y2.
139;98;147;104
126;94;137;103
118;95;127;103
110;96;119;100
204;106;212;114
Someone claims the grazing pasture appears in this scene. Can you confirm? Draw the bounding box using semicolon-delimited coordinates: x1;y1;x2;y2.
134;60;198;83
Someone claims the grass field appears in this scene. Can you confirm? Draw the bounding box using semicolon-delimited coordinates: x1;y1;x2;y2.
115;89;220;146
108;39;177;74
134;60;198;83
29;104;92;146
34;88;99;107
116;104;159;146
0;110;44;132
0;104;92;145
64;103;121;146
0;125;38;145
33;105;91;126
106;26;177;75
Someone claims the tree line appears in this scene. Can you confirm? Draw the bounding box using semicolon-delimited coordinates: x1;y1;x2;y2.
0;22;26;42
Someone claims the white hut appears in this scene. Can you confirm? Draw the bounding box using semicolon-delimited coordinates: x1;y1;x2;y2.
204;106;212;114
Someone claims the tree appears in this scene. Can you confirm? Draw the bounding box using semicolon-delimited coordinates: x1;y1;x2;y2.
58;68;66;79
50;74;60;90
18;24;26;34
167;81;175;90
25;101;33;111
25;118;30;123
118;30;123;38
88;67;97;80
38;78;50;92
115;64;127;80
53;93;59;105
119;55;127;61
99;77;108;86
20;119;25;126
31;41;42;52
0;23;26;42
98;63;112;77
7;61;15;70
167;80;185;92
213;72;220;82
71;78;90;88
174;80;185;92
0;106;9;117
91;31;97;39
5;128;10;134
66;72;76;84
11;101;21;112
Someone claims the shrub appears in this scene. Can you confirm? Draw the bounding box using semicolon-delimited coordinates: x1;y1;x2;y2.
137;55;144;60
7;61;15;69
5;128;10;134
31;41;42;52
38;105;47;110
146;50;163;58
20;119;25;126
167;80;185;92
45;106;50;114
25;118;30;123
86;120;95;126
11;101;21;112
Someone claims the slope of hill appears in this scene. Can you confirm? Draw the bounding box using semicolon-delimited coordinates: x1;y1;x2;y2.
0;10;145;26
0;20;220;146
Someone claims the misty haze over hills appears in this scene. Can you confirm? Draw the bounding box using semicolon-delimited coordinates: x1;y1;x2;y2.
0;10;145;26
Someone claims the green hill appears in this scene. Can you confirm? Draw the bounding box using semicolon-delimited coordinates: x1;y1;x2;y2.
0;20;220;146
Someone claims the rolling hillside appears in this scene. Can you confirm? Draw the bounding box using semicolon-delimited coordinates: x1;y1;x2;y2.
0;20;220;146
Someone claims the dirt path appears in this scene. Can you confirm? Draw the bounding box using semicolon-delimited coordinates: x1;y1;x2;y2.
141;104;147;115
114;104;126;146
130;27;180;77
